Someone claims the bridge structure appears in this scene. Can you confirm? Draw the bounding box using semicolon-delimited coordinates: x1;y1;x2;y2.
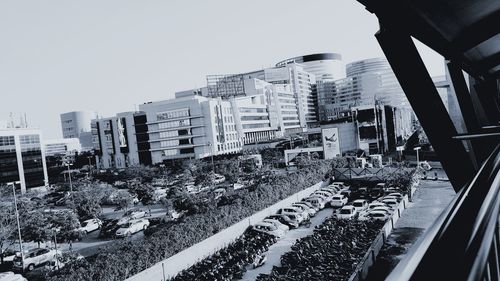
355;0;500;280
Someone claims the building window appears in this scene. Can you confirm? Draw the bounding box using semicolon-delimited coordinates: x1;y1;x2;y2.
158;119;190;129
162;149;177;157
180;148;194;154
157;109;190;121
159;131;178;138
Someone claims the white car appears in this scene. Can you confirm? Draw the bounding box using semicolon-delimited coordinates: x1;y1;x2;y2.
276;207;307;222
252;222;286;238
359;210;390;221
292;203;317;217
262;219;289;233
386;193;404;200
0;272;27;281
115;219;150;238
12;248;58;271
117;209;147;225
78;218;102;234
331;182;350;190
330;194;348;208
368;201;387;210
380;198;400;208
352;199;369;212
303;197;326;210
312;191;333;202
370;206;393;215
337;206;357;219
319;188;337;195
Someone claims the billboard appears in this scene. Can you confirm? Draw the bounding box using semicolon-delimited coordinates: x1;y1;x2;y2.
322;128;341;159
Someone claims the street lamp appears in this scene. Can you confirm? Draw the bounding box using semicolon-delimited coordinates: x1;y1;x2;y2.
7;182;23;268
207;142;215;190
64;162;76;207
414;147;421;167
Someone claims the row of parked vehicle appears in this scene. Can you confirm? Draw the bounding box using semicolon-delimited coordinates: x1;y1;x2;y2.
337;191;404;221
249;182;352;238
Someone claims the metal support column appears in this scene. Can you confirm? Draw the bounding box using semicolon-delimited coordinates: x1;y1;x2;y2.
447;61;493;166
376;26;475;191
474;79;500;124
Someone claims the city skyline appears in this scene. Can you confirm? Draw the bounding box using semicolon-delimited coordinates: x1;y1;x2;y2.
0;0;445;138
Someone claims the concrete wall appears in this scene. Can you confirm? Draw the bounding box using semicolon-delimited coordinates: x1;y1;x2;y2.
348;193;411;281
126;181;326;281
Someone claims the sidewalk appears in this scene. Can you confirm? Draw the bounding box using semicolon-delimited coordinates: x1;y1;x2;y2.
366;180;456;280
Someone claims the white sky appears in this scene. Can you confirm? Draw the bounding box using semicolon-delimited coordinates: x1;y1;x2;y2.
0;0;445;138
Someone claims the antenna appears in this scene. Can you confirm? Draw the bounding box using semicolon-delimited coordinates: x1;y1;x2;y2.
24;113;28;128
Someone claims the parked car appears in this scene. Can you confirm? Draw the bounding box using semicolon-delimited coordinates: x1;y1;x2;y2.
337;206;357;219
386;192;404;200
115;219;150;238
380;198;400;208
302;197;326;210
292;202;317;217
359;210;390;221
266;214;299;229
77;218;102;234
331;182;350;190
370;206;393;215
0;272;27;281
340;189;352;198
319;187;338;195
384;195;402;202
12;248;58;272
368;201;389;210
294;201;319;212
330;194;348;208
352;199;369;212
251;222;285;238
276;207;307;222
262;219;289;233
117;209;147;225
291;203;316;218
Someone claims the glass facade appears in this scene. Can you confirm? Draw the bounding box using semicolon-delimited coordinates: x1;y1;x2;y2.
0;136;19;184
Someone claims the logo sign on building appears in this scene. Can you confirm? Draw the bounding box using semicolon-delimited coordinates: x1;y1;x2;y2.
322;128;341;159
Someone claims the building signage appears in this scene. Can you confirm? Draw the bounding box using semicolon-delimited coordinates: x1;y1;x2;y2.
322;128;341;159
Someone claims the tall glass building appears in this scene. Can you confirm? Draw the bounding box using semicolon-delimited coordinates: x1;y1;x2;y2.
0;128;48;194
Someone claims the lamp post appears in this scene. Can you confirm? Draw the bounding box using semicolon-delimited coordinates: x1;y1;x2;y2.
64;162;75;207
414;147;421;167
207;142;215;190
7;182;23;268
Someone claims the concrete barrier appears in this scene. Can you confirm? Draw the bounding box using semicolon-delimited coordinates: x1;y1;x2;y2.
126;181;326;281
349;193;410;281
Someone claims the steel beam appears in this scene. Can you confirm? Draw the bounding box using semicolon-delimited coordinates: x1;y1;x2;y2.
376;26;475;191
474;79;500;124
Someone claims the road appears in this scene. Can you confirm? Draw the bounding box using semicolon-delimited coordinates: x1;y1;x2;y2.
366;179;455;281
240;208;334;281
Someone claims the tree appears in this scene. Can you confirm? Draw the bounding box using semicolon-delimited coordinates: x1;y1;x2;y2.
47;211;81;242
20;210;51;247
0;206;16;264
73;191;102;220
115;192;134;212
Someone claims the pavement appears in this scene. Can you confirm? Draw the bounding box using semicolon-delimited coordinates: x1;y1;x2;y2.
366;179;456;281
240;208;334;281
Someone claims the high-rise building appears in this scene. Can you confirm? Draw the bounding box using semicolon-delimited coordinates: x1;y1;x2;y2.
276;53;345;82
60;111;96;150
0;128;48;194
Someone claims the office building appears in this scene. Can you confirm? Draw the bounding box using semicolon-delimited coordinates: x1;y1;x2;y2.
44;138;82;157
275;53;345;82
60;111;96;149
91;112;143;169
0;128;48;194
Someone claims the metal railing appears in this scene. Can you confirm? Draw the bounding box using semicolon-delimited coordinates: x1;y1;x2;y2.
386;144;500;281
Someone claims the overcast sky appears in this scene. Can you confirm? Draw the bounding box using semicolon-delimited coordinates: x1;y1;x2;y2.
0;0;445;139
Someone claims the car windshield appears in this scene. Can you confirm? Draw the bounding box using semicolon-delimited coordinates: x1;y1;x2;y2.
333;196;342;200
122;223;133;228
353;202;363;207
340;209;352;214
81;222;88;227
